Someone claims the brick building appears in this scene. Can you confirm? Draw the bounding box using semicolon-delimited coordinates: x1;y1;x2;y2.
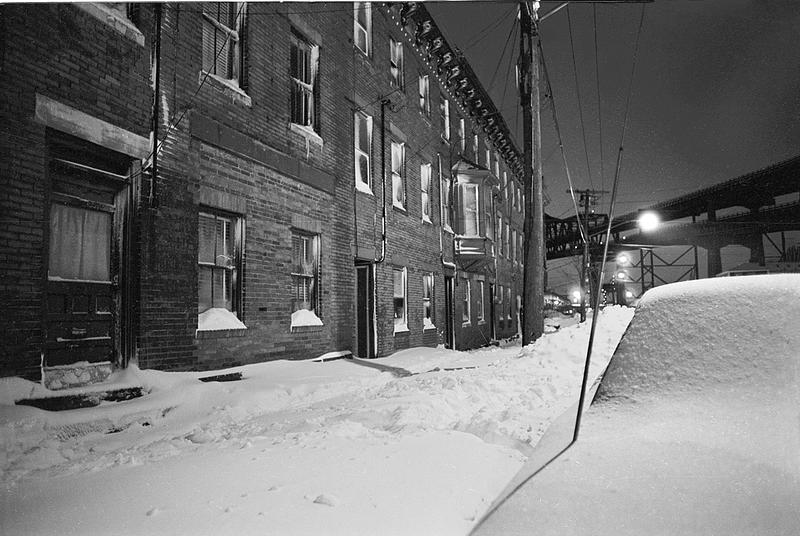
1;2;529;388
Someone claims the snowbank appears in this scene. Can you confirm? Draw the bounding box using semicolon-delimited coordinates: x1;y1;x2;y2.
197;308;247;331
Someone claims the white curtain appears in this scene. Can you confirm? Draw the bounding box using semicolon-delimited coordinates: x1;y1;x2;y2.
49;203;111;281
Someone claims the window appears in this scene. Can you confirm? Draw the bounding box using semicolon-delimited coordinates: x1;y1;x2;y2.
505;222;511;258
506;287;512;320
421;163;432;222
354;2;371;55
290;29;319;131
391;141;405;209
485;146;491;170
512;229;517;262
202;3;245;86
354;111;372;192
462;279;471;324
440;156;452;231
198;209;242;316
477;280;485;322
440;96;450;140
419;74;430;116
393;267;407;331
485;194;494;242
461;183;479;236
502;171;507;194
390;39;404;89
291;231;320;314
493;152;500;179
497;214;504;255
458;118;465;153
473;135;479;163
49;204;111;282
422;272;434;328
518;233;524;265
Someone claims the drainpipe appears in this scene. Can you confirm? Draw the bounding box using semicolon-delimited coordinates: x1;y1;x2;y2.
375;97;390;264
149;3;162;209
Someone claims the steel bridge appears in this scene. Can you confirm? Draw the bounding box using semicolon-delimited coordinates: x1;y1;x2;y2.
546;154;800;283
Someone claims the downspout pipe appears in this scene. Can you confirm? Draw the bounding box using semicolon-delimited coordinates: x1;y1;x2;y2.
375;97;391;264
149;3;162;209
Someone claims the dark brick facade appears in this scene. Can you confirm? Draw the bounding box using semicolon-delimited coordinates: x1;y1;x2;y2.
1;2;527;384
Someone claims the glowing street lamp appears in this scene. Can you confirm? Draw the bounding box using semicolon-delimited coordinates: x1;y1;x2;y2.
616;252;630;266
638;211;660;232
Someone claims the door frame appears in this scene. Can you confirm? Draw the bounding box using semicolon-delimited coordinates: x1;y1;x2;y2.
355;262;375;358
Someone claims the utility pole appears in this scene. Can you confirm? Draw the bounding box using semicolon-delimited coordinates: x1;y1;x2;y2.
519;2;544;345
570;188;608;322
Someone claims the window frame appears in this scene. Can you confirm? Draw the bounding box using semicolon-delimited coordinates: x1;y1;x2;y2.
477;280;485;323
458;118;466;153
354;110;373;193
440;96;450;140
462;279;471;325
290;230;321;316
198;207;243;318
439;155;453;232
419;74;430;117
202;2;245;87
391;140;406;210
289;28;320;132
393;266;408;332
460;182;480;236
420;162;432;223
422;272;435;328
354;2;372;56
389;38;404;89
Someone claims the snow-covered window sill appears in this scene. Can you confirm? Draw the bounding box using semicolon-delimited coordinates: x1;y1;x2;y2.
291;309;324;333
76;4;145;46
289;123;324;147
462;322;471;327
422;216;432;225
200;71;252;107
196;308;247;338
356;182;374;196
394;324;409;334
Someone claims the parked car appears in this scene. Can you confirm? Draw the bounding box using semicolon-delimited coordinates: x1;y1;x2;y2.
473;274;800;536
543;292;575;317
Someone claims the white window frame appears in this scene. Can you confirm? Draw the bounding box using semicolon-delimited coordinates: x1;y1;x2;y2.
421;162;432;223
473;135;479;163
439;155;452;232
391;141;406;210
485;146;491;170
390;38;404;89
419;74;430;116
497;214;504;255
461;183;480;236
462;279;471;325
512;229;517;263
441;96;450;140
198;208;243;319
393;266;408;332
354;2;371;56
290;29;319;132
354;111;373;193
422;272;435;329
291;231;321;315
458;118;465;153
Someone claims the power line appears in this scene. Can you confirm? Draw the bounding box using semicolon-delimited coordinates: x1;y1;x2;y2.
566;4;594;191
462;5;517;51
593;4;606;212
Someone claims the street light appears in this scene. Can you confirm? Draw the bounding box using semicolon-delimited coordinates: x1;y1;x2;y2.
638;211;660;232
616;252;630;266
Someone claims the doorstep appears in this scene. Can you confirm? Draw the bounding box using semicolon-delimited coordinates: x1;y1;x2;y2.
15;384;145;411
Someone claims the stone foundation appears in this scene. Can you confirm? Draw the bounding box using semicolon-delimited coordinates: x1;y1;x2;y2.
43;362;113;390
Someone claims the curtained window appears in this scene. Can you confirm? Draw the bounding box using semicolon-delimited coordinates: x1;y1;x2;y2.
49;204;111;282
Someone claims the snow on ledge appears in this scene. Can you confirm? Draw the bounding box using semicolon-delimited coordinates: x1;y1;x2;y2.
197;308;247;332
291;309;324;328
423;318;437;331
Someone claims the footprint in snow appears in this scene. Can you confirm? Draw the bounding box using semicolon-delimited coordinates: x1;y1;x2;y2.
308;494;338;507
146;507;160;517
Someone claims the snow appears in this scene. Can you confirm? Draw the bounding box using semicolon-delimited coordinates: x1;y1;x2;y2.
0;306;633;536
197;308;247;332
474;274;800;536
290;308;323;327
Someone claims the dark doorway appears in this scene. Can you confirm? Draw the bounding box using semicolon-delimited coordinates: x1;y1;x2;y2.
488;283;496;340
444;275;455;349
355;263;375;358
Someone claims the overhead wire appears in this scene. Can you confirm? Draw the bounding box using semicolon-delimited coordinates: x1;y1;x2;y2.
575;2;648;442
462;5;517;51
593;4;606;212
566;4;594;191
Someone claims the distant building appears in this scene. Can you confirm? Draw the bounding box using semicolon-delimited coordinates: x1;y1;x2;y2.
1;2;529;389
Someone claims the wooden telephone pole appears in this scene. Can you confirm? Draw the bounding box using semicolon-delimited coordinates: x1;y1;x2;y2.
519;2;545;345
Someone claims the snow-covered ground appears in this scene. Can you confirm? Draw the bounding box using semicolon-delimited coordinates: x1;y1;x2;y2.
1;307;633;536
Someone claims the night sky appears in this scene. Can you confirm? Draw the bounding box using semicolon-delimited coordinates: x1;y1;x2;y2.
428;0;800;220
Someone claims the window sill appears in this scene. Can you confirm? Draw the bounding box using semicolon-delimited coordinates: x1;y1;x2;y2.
392;204;407;213
423;324;437;332
394;324;410;334
289;122;324;147
442;225;454;235
422;216;432;225
356;182;374;196
200;71;252;107
462;321;471;327
291;324;325;334
478;320;486;326
76;4;145;46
